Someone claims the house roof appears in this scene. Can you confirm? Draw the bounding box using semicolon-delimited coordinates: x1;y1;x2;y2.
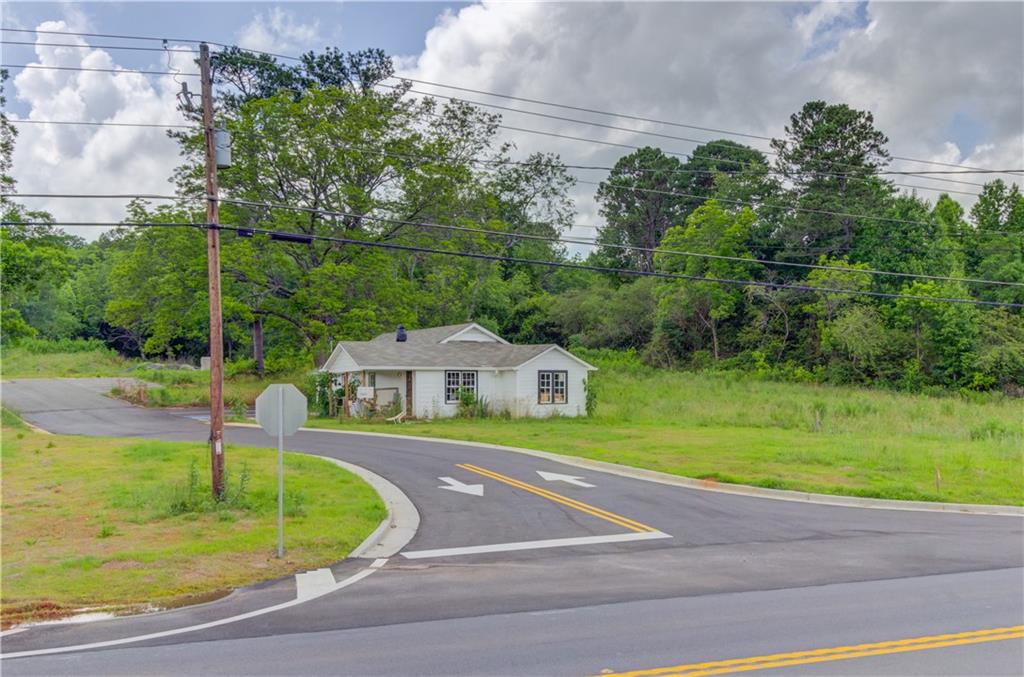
338;341;554;369
367;323;476;345
324;322;597;371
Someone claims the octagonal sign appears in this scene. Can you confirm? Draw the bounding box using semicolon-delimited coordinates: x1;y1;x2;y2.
255;383;308;437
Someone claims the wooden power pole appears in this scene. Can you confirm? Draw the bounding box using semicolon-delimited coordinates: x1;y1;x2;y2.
199;43;226;499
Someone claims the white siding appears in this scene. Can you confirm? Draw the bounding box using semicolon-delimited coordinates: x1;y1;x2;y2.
372;370;406;409
325;347;359;374
410;368;521;419
413;370;452;418
514;350;589;418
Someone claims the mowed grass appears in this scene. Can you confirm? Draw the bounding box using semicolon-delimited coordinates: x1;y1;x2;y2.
308;367;1024;506
1;416;384;627
1;346;137;378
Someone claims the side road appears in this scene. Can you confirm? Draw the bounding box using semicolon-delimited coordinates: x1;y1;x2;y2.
2;378;1021;659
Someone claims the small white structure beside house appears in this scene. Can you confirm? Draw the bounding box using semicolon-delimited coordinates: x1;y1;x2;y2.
321;322;597;419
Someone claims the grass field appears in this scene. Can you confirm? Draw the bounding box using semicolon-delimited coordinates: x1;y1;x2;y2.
1;344;136;378
0;343;304;410
1;411;384;627
5;346;1022;506
109;368;307;411
306;361;1024;506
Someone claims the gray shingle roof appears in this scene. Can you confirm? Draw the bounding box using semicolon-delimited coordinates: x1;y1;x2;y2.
338;340;552;369
368;323;474;345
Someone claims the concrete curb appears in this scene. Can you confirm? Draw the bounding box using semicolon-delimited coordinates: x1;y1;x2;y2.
312;455;420;558
293;426;1024;518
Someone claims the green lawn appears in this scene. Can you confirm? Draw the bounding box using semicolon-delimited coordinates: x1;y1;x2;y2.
306;366;1024;506
1;412;384;627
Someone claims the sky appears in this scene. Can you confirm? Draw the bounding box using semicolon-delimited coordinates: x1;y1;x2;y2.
3;1;1023;243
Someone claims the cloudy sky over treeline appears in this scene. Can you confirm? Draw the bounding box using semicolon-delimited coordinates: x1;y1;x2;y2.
5;1;1022;238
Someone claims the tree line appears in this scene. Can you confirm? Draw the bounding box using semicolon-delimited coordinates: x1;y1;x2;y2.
1;51;1022;394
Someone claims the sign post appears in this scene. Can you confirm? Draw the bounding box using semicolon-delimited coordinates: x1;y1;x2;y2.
255;383;308;558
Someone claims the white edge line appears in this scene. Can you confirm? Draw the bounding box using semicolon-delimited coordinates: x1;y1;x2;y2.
1;561;386;660
401;531;672;559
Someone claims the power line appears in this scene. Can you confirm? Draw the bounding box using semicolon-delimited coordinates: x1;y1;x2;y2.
212;197;1024;288
391;86;983;193
0;27;204;45
5;218;1017;258
16;189;1023;237
2;39;199;54
9;118;193;129
395;77;1024;177
397;84;988;191
205;221;1024;309
490;119;988;190
8;118;987;198
7;26;1016;179
13;215;1013;307
1;63;200;77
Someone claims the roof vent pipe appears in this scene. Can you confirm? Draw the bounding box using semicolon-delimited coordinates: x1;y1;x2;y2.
396;325;407;342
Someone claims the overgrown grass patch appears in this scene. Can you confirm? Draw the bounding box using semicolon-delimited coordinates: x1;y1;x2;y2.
305;360;1023;506
1;345;136;378
1;428;384;627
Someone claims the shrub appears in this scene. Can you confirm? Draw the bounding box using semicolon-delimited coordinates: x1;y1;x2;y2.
456;388;490;418
15;337;110;354
583;377;597;416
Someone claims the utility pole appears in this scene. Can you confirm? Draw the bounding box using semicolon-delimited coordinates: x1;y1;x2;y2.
199;42;226;499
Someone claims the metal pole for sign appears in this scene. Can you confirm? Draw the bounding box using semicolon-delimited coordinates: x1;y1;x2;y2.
277;386;284;558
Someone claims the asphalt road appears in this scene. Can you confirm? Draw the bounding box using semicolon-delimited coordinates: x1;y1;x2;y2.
2;378;1022;676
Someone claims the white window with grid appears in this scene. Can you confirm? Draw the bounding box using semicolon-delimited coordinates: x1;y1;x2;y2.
538;371;567;404
445;370;477;403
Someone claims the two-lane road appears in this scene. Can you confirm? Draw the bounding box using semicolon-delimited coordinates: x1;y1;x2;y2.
2;378;1021;675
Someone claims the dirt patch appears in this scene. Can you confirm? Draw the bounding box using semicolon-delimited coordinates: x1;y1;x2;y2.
1;600;77;629
101;559;143;570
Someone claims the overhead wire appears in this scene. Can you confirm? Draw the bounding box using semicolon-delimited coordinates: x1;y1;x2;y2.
209;197;1024;288
3;26;1018;178
390;84;988;191
4;215;1018;307
20;193;1016;288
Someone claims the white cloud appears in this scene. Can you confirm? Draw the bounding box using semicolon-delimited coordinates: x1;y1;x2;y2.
236;6;323;55
9;20;196;238
400;1;1023;234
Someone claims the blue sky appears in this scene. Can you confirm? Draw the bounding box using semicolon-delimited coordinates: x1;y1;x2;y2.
4;2;467;116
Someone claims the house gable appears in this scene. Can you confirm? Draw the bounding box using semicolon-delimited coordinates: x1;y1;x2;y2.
440;323;508;344
515;345;598;371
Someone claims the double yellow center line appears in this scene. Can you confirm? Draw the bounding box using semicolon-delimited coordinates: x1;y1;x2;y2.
457;463;657;533
600;624;1024;676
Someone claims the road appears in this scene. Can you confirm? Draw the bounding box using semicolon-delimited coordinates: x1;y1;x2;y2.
2;378;1022;675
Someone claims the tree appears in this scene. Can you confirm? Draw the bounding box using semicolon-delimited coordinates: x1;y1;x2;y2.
595;147;690;271
652;201;756;360
771;101;894;261
682;139;769;208
967;180;1024;305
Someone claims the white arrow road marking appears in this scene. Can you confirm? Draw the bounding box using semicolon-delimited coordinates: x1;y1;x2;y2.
438;476;484;496
536;471;595;488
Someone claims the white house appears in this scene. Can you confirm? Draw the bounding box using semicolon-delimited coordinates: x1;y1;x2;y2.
321;322;597;419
